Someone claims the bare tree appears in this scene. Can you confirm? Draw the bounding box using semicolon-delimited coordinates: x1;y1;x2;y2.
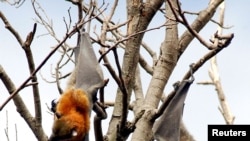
0;0;234;141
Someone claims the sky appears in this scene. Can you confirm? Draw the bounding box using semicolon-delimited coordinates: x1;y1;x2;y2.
0;0;250;141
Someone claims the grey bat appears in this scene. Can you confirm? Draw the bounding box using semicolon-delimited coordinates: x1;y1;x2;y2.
73;28;104;108
153;77;194;141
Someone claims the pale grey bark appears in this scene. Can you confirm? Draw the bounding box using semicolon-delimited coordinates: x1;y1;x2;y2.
131;1;179;140
106;1;165;140
0;65;48;141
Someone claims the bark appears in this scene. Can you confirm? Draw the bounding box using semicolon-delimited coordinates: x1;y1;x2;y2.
178;0;224;57
106;0;164;140
131;0;225;140
0;65;48;141
131;1;179;140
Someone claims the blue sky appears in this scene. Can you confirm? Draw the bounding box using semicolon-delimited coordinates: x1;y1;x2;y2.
0;0;250;140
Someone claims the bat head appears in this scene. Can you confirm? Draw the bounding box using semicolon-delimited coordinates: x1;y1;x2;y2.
49;111;89;141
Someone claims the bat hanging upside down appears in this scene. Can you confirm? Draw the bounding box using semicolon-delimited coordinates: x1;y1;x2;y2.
49;88;90;141
49;27;104;141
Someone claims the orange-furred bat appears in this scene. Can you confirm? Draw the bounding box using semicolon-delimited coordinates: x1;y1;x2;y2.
49;27;104;141
49;88;90;141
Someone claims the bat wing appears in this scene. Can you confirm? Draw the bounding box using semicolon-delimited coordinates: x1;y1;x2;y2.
74;28;104;104
153;79;193;141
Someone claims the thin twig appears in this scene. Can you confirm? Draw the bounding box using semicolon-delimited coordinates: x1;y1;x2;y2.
113;47;129;129
15;124;18;141
0;17;101;110
4;111;9;141
154;33;233;120
98;23;166;62
209;1;235;124
21;23;43;124
182;33;233;81
0;65;47;140
0;11;23;44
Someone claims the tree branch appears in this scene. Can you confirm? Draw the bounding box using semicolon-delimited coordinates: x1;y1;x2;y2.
178;0;224;56
0;65;48;141
182;33;233;81
1;10;43;125
0;18;95;110
22;23;43;124
0;11;23;45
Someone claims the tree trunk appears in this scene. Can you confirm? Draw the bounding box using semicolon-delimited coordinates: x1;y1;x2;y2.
131;0;179;140
106;0;164;140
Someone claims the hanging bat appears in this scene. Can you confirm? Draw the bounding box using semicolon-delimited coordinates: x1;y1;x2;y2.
49;27;104;141
153;76;194;141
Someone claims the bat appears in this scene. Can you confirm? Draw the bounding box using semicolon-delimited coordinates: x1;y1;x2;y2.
74;28;104;106
153;76;194;141
49;27;104;141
